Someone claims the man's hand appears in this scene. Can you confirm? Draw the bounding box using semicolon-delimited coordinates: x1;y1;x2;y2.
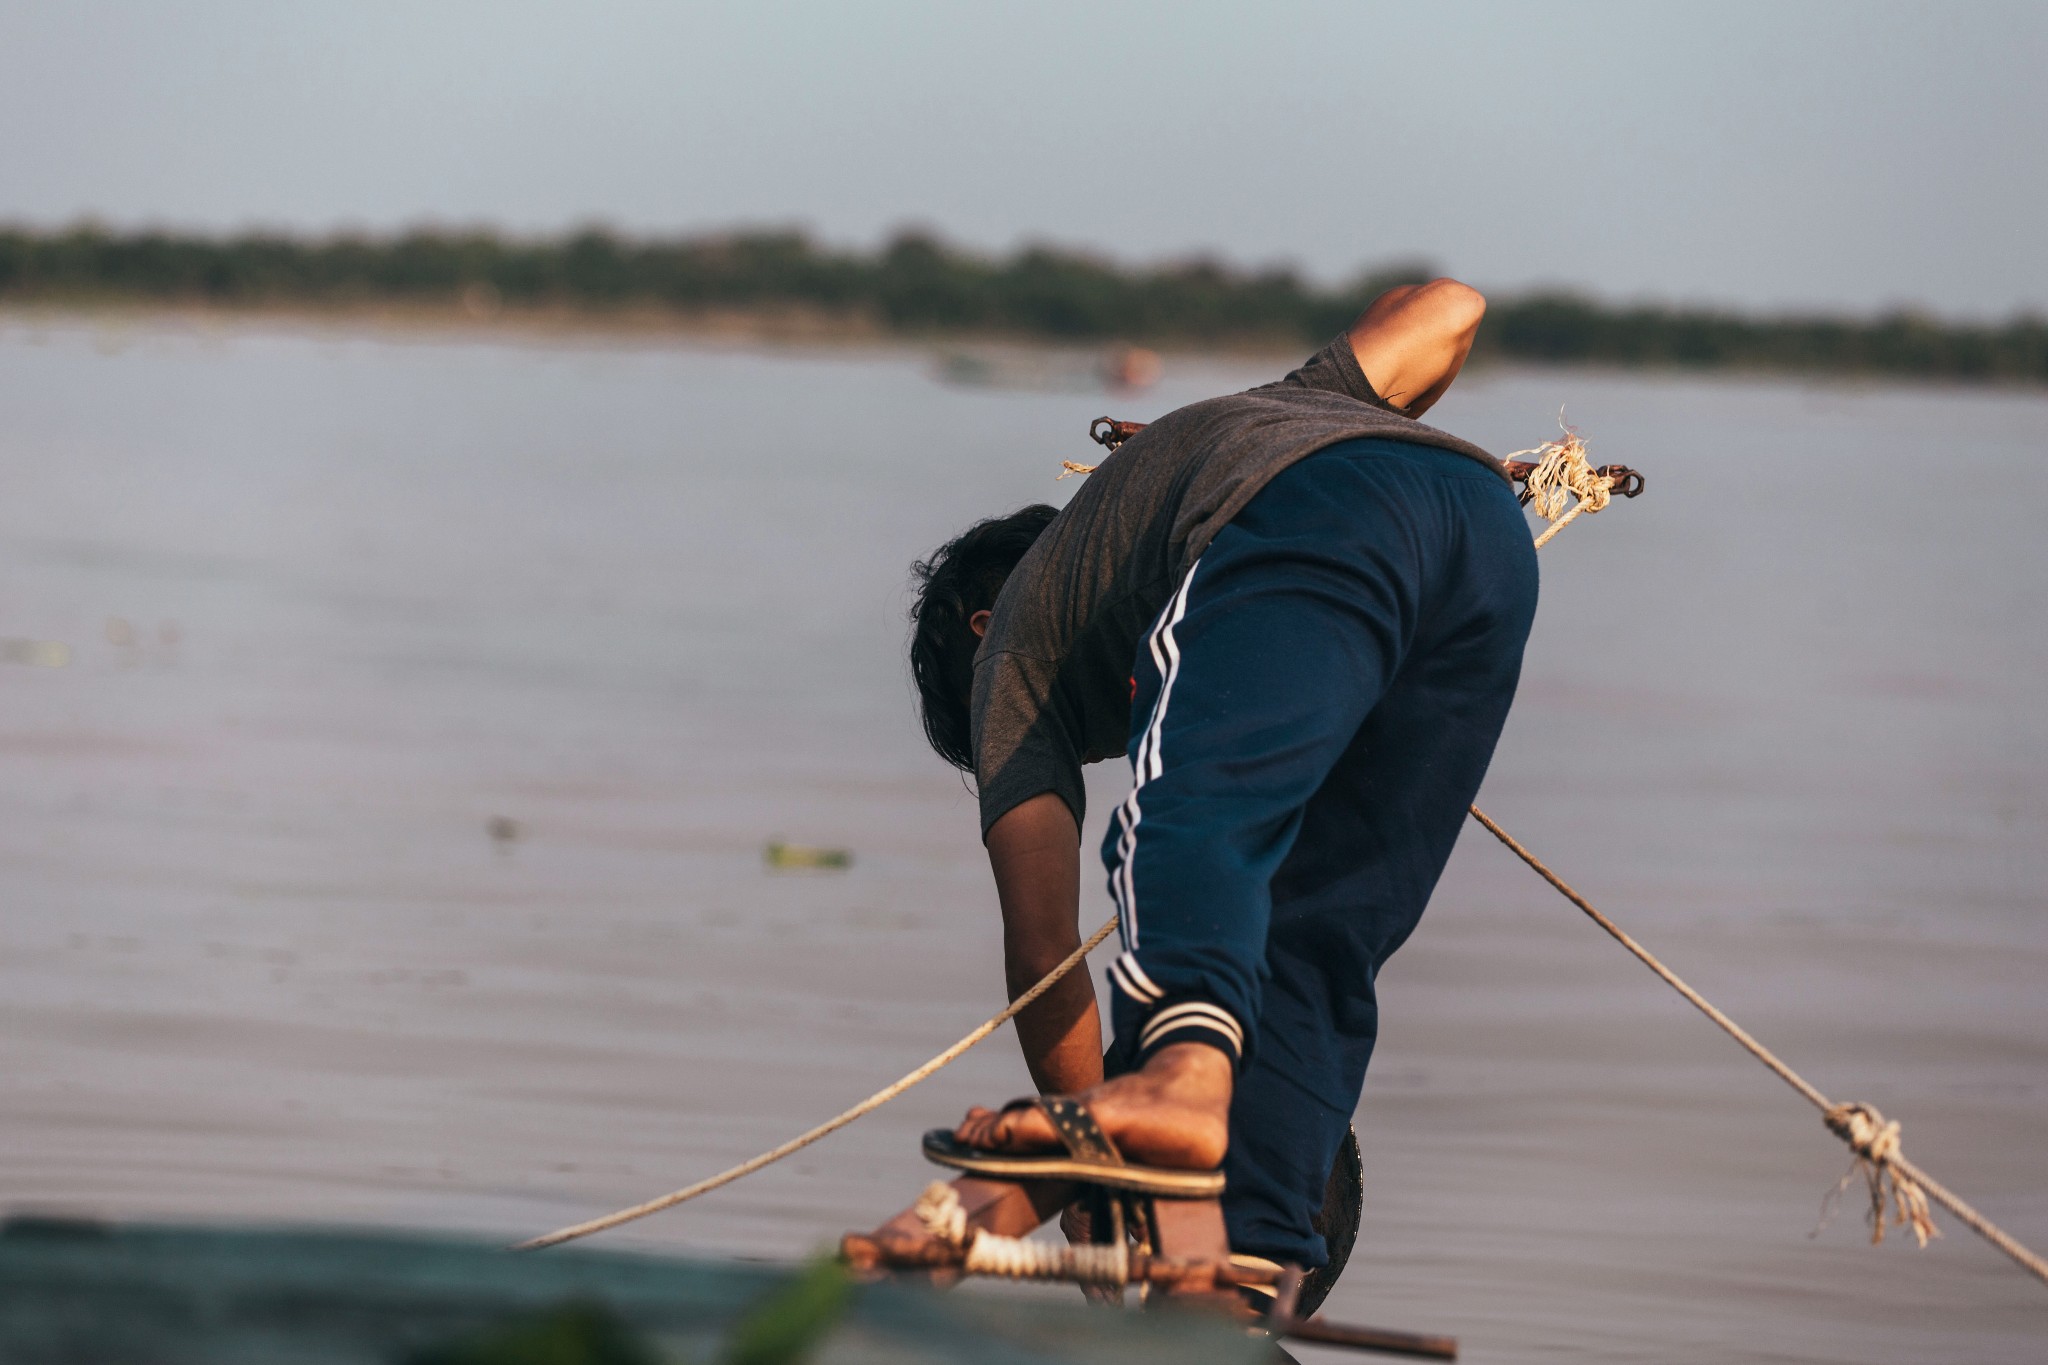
1346;278;1487;417
986;792;1104;1095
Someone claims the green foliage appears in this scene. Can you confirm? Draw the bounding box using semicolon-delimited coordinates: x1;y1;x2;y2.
405;1300;659;1365
718;1256;852;1365
1477;291;2048;381
0;222;2040;383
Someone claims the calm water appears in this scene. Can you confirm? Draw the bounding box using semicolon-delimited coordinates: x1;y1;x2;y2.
1;314;2043;1362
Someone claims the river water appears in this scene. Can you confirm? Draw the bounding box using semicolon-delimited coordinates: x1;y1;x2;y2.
1;313;2043;1362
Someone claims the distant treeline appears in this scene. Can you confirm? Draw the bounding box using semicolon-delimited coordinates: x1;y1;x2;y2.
3;223;2043;383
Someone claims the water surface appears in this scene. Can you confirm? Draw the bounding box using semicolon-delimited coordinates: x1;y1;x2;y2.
1;315;2042;1362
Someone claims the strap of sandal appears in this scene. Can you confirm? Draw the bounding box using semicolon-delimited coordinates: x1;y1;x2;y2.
1036;1095;1124;1166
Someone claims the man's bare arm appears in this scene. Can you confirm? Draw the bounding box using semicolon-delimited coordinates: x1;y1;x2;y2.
985;792;1104;1095
1346;278;1487;417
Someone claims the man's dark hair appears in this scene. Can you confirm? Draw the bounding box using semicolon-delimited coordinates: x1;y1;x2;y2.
910;504;1059;771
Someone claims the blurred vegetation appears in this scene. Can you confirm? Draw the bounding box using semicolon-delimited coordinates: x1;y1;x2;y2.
405;1301;658;1365
718;1255;851;1365
3;222;2042;383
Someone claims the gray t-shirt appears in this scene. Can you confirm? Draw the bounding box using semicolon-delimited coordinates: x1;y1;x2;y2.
969;335;1508;838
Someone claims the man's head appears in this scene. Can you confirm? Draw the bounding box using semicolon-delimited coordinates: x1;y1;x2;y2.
910;504;1058;770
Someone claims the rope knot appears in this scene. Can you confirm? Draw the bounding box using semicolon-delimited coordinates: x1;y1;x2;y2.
1825;1101;1900;1163
1509;414;1608;548
915;1181;969;1249
910;1180;1129;1286
1821;1102;1938;1248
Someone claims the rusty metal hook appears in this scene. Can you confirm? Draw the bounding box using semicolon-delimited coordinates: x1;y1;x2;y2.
1090;417;1145;450
1597;465;1646;498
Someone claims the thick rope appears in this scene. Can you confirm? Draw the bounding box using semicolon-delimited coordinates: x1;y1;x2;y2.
1464;805;2048;1287
1510;415;1611;549
918;1181;1131;1285
965;1233;1131;1285
915;1179;971;1246
514;915;1117;1251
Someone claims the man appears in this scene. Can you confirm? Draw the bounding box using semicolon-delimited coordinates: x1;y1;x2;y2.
904;280;1537;1273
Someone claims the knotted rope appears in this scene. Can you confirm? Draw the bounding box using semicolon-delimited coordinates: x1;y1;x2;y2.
1511;414;1610;548
1465;807;2046;1286
917;1181;1131;1285
1822;1102;1937;1248
914;1179;971;1246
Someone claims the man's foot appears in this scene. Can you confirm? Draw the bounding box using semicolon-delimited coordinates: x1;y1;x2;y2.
952;1042;1232;1170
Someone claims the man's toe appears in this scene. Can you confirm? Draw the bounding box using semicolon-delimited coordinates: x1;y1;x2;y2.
991;1104;1059;1151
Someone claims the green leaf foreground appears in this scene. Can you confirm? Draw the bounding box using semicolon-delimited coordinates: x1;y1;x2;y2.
719;1256;854;1365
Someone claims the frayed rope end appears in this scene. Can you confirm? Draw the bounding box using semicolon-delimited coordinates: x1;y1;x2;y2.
1508;411;1610;526
1817;1102;1939;1249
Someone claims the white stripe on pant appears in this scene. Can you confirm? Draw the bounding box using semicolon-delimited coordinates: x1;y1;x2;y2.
1109;557;1202;964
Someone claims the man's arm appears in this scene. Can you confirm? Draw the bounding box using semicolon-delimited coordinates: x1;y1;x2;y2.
985;791;1103;1095
1346;278;1487;416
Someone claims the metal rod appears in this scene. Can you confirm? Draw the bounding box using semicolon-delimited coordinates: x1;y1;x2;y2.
1282;1315;1459;1360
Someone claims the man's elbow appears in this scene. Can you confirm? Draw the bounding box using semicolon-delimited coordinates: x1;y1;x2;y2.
1006;939;1081;995
1419;278;1486;335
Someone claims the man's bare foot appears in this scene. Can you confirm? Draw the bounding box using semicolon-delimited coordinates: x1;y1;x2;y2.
953;1042;1232;1170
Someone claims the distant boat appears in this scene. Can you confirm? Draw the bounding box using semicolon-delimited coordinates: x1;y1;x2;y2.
1100;346;1163;391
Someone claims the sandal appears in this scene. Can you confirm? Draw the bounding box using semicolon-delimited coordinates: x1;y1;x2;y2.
921;1095;1226;1198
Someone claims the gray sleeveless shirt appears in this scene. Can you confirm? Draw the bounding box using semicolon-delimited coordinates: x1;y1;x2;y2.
969;335;1506;836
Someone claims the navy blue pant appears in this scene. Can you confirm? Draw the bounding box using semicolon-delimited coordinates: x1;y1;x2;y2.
1100;437;1538;1266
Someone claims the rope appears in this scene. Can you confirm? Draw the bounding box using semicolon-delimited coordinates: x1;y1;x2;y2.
1464;805;2048;1287
1822;1103;1936;1248
513;914;1117;1250
918;1181;1131;1285
1511;415;1611;549
915;1179;970;1246
966;1233;1131;1286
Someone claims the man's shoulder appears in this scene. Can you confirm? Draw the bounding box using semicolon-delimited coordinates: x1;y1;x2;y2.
1148;383;1382;428
1125;387;1461;469
1103;388;1391;474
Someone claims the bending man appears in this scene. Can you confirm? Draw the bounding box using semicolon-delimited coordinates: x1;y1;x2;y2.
904;280;1537;1271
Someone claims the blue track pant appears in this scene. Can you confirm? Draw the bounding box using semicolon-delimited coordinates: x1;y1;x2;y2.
1100;437;1539;1266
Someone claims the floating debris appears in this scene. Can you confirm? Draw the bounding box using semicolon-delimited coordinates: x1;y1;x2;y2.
935;351;997;386
763;840;852;872
487;816;522;851
0;639;70;668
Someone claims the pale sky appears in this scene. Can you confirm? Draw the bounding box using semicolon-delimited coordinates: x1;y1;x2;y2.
1;0;2042;317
